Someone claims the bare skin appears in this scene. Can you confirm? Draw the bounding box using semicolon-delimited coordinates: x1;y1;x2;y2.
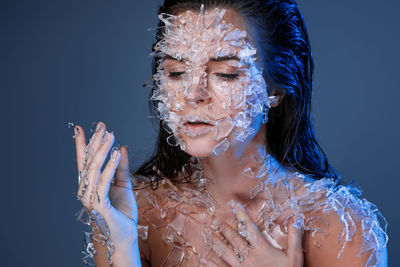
74;122;141;267
72;8;382;267
74;122;375;267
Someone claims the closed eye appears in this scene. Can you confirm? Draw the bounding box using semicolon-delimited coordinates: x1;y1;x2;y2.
168;72;185;79
215;73;239;80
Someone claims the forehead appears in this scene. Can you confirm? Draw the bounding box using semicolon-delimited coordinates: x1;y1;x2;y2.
159;8;249;63
175;8;246;31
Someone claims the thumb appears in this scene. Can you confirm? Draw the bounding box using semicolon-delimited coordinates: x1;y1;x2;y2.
287;222;304;266
114;146;131;187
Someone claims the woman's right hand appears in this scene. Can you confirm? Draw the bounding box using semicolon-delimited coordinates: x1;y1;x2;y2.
74;122;140;265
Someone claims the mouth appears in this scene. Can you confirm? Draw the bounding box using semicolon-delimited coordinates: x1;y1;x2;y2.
184;121;213;126
182;116;214;137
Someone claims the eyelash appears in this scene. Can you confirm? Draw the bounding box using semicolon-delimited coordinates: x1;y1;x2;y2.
168;72;185;79
167;72;239;81
215;73;239;81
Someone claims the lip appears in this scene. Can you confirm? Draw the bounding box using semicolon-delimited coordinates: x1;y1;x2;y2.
182;122;214;137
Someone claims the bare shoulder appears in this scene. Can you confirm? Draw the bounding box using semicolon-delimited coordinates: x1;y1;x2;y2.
131;174;162;265
131;175;177;266
300;179;388;267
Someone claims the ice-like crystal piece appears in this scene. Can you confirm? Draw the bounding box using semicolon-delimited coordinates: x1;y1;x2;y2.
214;118;234;140
235;127;255;142
238;47;256;58
161;246;185;267
262;229;283;250
242;167;254;178
249;182;264;199
76;207;91;225
212;138;230;156
166;135;178;146
138;225;149;240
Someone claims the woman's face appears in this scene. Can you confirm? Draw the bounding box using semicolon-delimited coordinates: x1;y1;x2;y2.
153;7;270;158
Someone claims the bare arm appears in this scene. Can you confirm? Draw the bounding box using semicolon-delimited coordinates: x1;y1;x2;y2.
74;123;142;267
304;211;387;267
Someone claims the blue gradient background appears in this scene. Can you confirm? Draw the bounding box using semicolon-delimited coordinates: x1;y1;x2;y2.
1;0;399;266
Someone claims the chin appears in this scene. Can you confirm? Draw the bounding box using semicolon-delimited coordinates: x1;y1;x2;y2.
181;135;217;158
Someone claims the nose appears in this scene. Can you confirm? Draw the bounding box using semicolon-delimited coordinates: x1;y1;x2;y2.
184;71;210;106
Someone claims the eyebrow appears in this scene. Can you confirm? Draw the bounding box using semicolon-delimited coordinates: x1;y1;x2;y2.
163;55;184;61
163;55;239;62
210;55;239;62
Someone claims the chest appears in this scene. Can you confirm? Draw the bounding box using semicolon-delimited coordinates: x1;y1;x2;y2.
144;198;293;266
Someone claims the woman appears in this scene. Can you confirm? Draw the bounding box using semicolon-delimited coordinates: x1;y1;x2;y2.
73;0;388;266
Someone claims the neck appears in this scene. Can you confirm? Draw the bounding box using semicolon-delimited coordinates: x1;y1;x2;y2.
199;125;271;202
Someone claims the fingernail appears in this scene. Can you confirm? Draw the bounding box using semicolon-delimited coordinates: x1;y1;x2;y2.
96;122;103;132
292;215;304;231
74;126;80;138
228;200;239;214
111;147;119;161
101;131;110;144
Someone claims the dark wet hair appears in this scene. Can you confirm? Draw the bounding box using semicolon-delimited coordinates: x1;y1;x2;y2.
135;0;339;185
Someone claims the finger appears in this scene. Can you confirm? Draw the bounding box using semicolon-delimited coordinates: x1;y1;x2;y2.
97;147;122;197
80;131;114;205
74;125;87;172
84;122;107;168
231;201;261;247
219;223;249;260
114;146;131;188
287;223;304;265
212;233;240;266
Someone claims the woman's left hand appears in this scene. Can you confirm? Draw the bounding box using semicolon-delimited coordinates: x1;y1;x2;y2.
211;201;304;267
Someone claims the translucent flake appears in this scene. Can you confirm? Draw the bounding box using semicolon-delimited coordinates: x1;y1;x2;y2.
234;127;255;142
262;229;283;250
249;182;264;199
82;231;96;266
166;135;178;146
67;122;75;128
150;7;271;154
161;246;185;267
130;6;390;266
212;138;230;156
237;219;247;238
176;204;199;215
134;155;387;267
76;207;91;225
76;208;113;265
242;167;254;178
304;216;329;247
292;214;305;231
138;225;149;240
214;118;234;141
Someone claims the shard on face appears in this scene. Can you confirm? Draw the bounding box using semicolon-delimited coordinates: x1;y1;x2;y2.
136;7;388;267
235;127;255;142
150;7;272;153
214;118;234;140
212;138;230;156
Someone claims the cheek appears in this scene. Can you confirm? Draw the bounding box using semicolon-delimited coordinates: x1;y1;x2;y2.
209;77;247;113
161;78;186;111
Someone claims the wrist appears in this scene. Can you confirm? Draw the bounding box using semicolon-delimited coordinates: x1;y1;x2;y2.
111;240;141;267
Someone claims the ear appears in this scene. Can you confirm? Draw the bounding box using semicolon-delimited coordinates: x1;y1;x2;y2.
268;92;285;108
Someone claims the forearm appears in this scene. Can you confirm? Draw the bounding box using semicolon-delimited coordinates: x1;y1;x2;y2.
91;223;142;267
111;241;142;267
92;234;111;267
